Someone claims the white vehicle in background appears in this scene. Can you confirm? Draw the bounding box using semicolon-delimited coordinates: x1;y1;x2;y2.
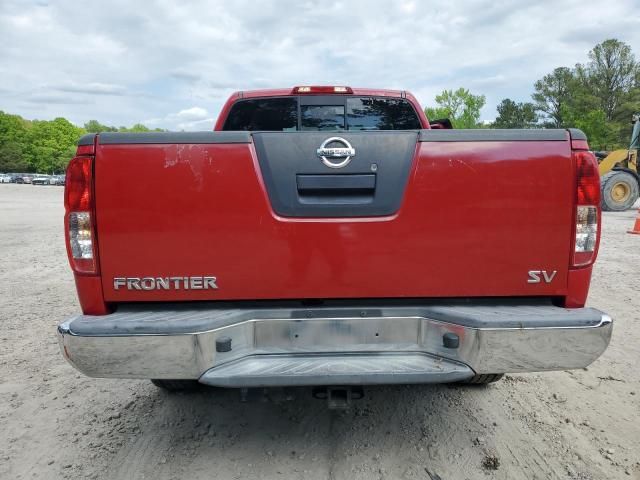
32;175;51;185
50;175;66;186
0;174;12;183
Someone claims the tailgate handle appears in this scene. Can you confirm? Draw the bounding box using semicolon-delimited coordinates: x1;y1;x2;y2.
296;174;376;194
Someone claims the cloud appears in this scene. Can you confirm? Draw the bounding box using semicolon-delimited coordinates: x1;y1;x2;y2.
169;70;202;83
176;117;216;131
53;82;127;96
176;107;209;121
25;93;93;105
470;75;507;87
0;0;638;129
144;107;211;131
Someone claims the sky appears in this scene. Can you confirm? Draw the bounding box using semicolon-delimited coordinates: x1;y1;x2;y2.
1;0;639;131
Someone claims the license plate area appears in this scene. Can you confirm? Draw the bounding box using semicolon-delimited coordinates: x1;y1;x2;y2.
254;317;421;352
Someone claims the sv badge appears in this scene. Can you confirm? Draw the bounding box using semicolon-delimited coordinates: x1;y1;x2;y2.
527;270;557;284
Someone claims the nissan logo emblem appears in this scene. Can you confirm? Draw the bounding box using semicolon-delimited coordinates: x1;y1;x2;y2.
316;137;355;168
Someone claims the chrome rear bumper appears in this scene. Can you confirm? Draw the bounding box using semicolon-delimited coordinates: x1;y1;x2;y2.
57;303;612;387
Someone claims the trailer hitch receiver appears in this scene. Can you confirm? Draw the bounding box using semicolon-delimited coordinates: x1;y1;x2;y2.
312;386;364;409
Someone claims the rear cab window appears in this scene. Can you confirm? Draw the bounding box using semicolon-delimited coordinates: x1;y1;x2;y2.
222;96;421;131
222;98;298;131
301;105;345;131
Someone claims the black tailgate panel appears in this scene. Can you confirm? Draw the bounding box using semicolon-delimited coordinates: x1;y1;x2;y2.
252;131;417;217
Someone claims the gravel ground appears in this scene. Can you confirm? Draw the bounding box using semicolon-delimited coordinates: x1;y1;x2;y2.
0;184;639;480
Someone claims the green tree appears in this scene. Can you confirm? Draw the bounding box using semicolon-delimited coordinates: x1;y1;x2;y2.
532;39;639;148
0;140;28;172
23;118;85;173
616;80;640;121
532;67;576;127
84;120;117;133
582;39;638;121
122;123;151;132
493;99;538;128
563;108;617;150
425;88;486;128
86;120;164;134
0;111;30;172
1;111;166;174
117;123;165;132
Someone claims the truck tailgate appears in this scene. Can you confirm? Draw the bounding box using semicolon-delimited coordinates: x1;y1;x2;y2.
94;130;574;302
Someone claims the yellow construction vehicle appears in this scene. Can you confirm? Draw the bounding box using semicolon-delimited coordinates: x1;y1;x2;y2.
598;114;639;211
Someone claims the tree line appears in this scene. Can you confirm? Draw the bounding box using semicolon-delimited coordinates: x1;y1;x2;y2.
1;38;638;174
0;116;163;174
425;39;639;150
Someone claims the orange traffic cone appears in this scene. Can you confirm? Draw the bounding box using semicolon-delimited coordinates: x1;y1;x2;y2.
628;209;640;235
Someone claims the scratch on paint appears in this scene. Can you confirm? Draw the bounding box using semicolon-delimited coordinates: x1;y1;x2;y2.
452;157;477;173
163;145;206;190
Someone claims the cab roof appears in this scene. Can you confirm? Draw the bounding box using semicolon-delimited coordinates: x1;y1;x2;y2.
235;87;406;99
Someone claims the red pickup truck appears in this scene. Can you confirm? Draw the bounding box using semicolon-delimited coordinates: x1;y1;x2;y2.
58;86;611;396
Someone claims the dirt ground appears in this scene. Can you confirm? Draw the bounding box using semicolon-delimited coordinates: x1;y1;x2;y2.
0;183;638;480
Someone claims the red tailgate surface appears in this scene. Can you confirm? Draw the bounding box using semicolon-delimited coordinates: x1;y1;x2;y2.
95;139;574;302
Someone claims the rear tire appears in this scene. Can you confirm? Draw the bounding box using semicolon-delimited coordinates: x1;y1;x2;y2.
151;379;201;391
601;171;639;211
463;374;504;385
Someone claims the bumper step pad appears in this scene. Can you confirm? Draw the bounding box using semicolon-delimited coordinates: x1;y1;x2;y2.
199;353;474;387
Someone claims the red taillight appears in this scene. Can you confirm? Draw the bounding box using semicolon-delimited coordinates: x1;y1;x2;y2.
65;156;97;274
575;151;600;205
65;156;92;211
292;85;354;94
572;151;600;267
